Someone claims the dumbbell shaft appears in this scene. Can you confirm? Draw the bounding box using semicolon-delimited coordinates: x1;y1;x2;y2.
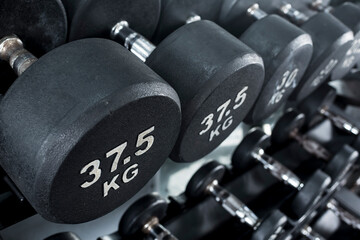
111;21;155;62
319;107;360;136
207;180;259;228
279;3;310;25
251;148;304;190
300;225;326;240
289;129;332;160
310;0;333;13
0;35;37;76
327;199;360;230
143;217;178;240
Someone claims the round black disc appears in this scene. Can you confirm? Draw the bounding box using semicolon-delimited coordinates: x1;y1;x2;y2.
185;161;226;199
65;0;161;41
324;144;358;184
240;15;313;124
290;12;354;102
298;84;337;127
0;39;181;223
119;194;168;237
147;20;264;163
272;110;306;147
44;232;81;240
291;169;331;218
252;210;287;240
232;129;270;173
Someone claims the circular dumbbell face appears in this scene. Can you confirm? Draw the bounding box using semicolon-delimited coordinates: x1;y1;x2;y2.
0;39;181;223
298;84;336;126
241;15;313;123
293;13;354;102
252;210;287;240
272;110;306;146
291;169;331;218
119;194;167;237
65;0;161;40
324;145;358;184
147;21;264;162
185;161;226;199
232;129;271;172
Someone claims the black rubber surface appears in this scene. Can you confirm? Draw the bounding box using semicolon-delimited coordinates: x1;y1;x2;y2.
119;193;168;237
0;39;181;223
185;161;226;199
333;188;360;219
44;232;81;240
147;20;264;162
251;210;287;240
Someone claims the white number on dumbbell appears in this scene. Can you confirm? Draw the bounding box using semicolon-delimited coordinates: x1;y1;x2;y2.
199;86;248;142
342;39;360;69
79;126;155;197
312;59;338;87
269;68;299;106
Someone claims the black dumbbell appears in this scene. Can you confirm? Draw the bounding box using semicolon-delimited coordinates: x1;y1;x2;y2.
119;193;178;240
272;110;359;184
63;0;265;163
221;3;313;124
232;129;331;218
298;84;360;136
44;232;81;240
278;2;354;103
186;161;287;240
0;0;182;223
306;1;360;80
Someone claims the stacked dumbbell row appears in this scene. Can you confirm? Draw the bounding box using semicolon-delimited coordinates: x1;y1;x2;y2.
94;106;360;240
0;0;360;232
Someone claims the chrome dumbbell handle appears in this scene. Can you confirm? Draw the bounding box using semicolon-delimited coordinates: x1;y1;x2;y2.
310;0;333;13
251;148;304;190
143;217;179;240
247;3;267;20
279;3;310;25
319;107;360;136
300;225;326;240
111;21;155;62
327;199;360;230
0;35;37;76
290;129;332;161
207;180;260;228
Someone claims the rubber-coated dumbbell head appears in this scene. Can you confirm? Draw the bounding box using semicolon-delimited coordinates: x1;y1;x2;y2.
44;232;81;240
284;9;354;102
298;84;336;127
232;129;271;172
0;37;181;223
151;0;223;43
119;193;168;237
63;0;161;41
272;110;306;146
323;145;358;184
185;161;226;199
147;20;264;162
252;210;287;240
291;169;331;218
240;11;313;124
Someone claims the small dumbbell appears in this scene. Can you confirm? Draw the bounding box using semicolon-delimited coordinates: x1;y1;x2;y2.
272;110;359;184
63;0;265;162
278;2;354;102
230;3;314;124
0;0;181;223
232;129;331;218
186;161;287;240
119;193;178;240
308;1;360;80
298;84;360;136
44;232;81;240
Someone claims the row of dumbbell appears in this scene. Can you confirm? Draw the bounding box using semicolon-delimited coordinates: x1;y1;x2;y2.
95;107;360;240
0;0;359;224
